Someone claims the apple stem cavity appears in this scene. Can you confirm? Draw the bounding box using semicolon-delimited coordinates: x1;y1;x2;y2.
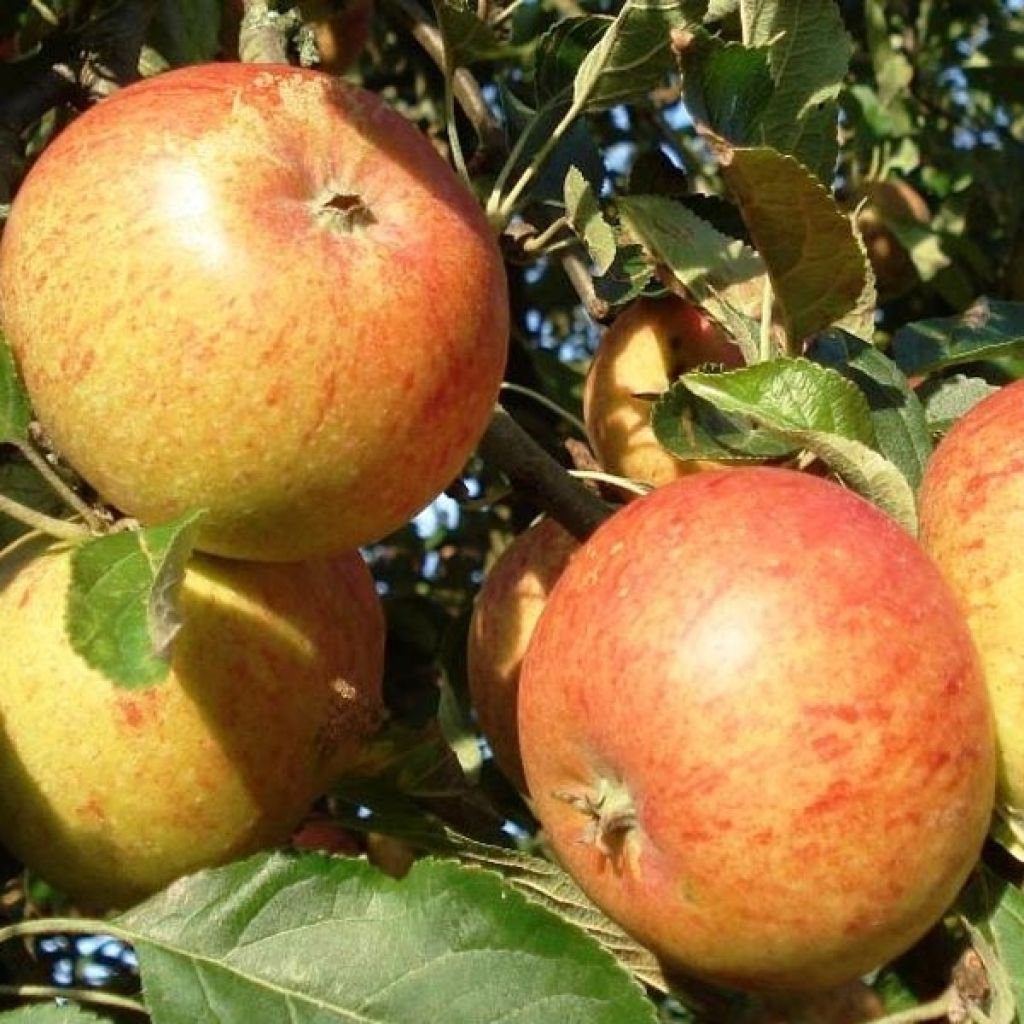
555;777;639;859
314;191;376;232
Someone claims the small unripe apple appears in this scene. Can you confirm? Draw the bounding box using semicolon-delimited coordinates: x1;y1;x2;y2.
0;536;385;910
467;518;578;792
583;297;743;489
520;468;994;992
919;379;1024;816
0;63;508;560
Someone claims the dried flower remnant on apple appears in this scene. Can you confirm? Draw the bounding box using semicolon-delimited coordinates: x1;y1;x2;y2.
0;62;509;561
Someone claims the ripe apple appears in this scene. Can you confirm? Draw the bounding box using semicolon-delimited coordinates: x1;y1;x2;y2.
519;468;994;992
919;379;1024;818
467;517;578;792
852;180;930;300
0;63;508;561
583;296;743;489
0;534;386;910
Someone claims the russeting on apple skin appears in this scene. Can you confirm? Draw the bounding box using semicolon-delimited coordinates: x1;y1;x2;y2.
0;62;508;561
519;468;995;993
0;535;385;910
919;379;1024;826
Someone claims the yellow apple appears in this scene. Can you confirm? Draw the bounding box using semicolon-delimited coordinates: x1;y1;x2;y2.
583;296;743;489
0;535;385;909
0;63;508;560
919;379;1024;818
467;518;578;792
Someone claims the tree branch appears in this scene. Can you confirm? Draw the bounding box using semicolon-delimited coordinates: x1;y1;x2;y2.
478;407;614;541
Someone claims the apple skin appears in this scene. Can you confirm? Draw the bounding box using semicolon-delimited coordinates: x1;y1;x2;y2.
919;379;1024;817
583;296;743;489
467;518;578;792
519;467;994;992
0;535;386;910
0;63;508;561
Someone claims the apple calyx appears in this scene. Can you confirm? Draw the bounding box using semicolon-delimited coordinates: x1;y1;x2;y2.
555;777;639;859
314;189;376;231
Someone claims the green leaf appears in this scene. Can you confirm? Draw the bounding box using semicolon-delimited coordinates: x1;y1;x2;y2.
808;330;932;490
743;0;852;182
564;166;616;274
918;375;999;436
652;381;799;461
892;300;1024;377
534;17;609;103
500;86;605;208
433;0;509;65
720;147;869;347
964;866;1024;1020
593;243;655;309
0;458;66;548
0;1009;108;1022
676;30;774;144
682;360;919;531
66;512;204;689
616;194;767;361
147;0;222;66
573;0;698;112
116;852;659;1024
0;332;31;443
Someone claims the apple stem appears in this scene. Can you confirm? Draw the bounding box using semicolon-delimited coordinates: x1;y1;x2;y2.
0;492;91;542
0;982;146;1016
11;437;104;532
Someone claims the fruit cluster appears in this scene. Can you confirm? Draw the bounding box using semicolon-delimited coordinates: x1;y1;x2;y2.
0;62;508;908
470;295;1013;993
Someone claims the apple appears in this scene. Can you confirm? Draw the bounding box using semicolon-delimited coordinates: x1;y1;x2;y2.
467;517;578;792
0;534;386;910
583;296;743;490
852;180;930;300
0;63;508;561
519;467;994;992
918;379;1024;818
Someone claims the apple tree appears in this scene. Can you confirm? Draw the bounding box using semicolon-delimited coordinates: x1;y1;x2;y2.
1;0;1024;1021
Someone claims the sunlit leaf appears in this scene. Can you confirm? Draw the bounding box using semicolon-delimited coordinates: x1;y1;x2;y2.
564;165;616;274
0;331;31;443
116;852;659;1024
66;512;204;688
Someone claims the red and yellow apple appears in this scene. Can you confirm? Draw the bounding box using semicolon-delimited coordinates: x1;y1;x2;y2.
0;63;508;560
0;534;386;909
919;379;1024;821
583;296;743;489
519;468;994;992
467;517;578;792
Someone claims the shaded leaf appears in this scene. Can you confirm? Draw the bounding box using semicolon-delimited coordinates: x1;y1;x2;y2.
964;921;1016;1024
652;381;798;461
564;165;616;274
0;458;66;548
116;852;659;1024
66;512;204;688
534;16;609;103
808;330;932;489
677;30;774;144
918;375;999;436
573;0;697;112
148;0;221;66
892;300;1024;377
0;332;31;443
617;194;767;361
744;0;852;182
720;147;868;347
593;243;654;309
434;0;509;65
